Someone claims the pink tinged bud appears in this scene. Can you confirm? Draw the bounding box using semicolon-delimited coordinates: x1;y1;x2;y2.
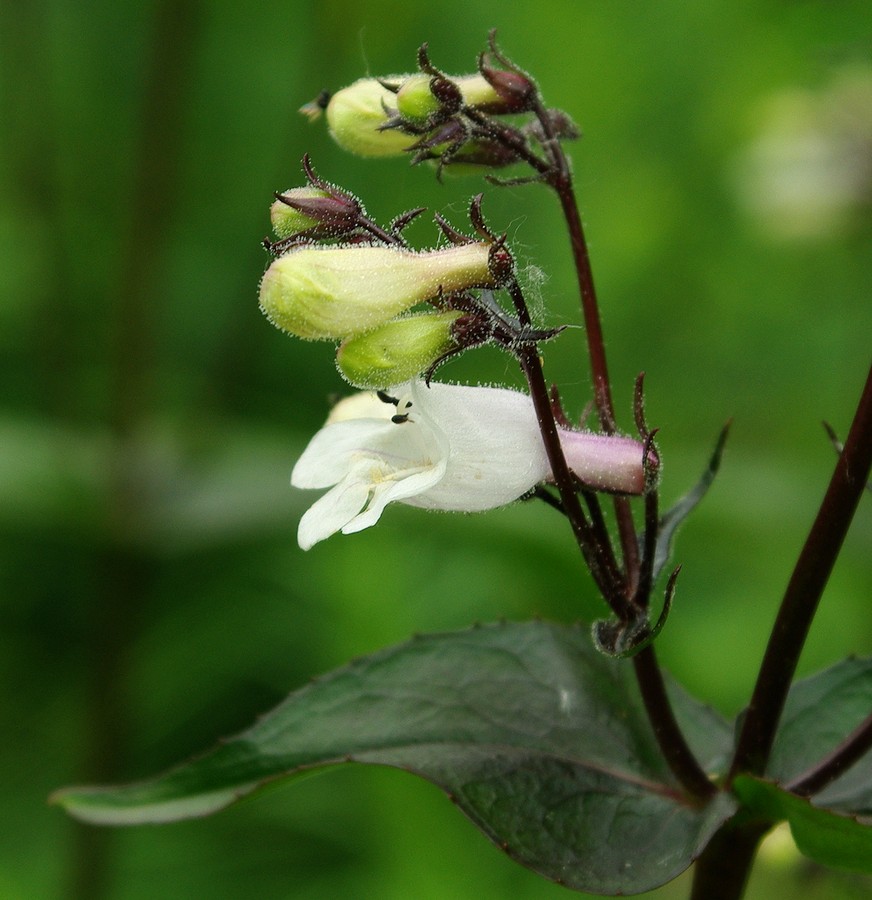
557;430;650;495
258;242;498;341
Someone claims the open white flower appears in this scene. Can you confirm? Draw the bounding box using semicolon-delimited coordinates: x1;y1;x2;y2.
291;381;648;549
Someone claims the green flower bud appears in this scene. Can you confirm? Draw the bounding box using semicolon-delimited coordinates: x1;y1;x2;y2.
270;188;332;238
455;74;506;109
395;74;442;122
326;78;419;157
258;242;498;341
395;73;507;123
336;311;463;388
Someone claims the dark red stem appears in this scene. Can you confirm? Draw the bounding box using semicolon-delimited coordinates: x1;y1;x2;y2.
730;359;872;780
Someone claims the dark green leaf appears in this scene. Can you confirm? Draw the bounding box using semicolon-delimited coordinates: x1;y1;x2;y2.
767;657;872;814
733;776;872;873
53;620;736;894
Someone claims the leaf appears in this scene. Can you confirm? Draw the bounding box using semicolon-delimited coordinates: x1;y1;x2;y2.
52;620;736;895
651;423;730;582
733;776;872;873
767;657;872;814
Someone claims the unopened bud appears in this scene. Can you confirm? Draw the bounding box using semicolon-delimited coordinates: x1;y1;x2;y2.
259;242;498;340
270;186;362;239
477;65;537;113
336;311;464;388
395;74;443;122
437;140;522;170
270;188;328;238
456;73;512;110
326;78;419;157
396;73;518;121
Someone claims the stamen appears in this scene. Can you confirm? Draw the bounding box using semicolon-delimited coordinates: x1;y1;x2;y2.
377;390;399;406
391;396;414;424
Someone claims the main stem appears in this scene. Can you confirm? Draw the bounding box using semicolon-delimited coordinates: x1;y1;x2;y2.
692;360;872;899
730;359;872;779
689;820;771;900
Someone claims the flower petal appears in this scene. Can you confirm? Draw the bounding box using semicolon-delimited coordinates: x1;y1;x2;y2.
297;476;373;550
403;381;550;510
291;419;390;489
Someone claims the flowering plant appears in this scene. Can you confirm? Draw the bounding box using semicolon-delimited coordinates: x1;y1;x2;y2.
53;33;872;899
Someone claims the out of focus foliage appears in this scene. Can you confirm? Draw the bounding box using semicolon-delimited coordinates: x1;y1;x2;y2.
1;1;870;897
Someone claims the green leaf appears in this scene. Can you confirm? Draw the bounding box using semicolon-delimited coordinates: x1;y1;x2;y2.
53;620;736;894
767;657;872;814
650;423;730;581
733;776;872;873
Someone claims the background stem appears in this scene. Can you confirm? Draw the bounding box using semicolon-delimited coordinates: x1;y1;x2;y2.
66;4;201;897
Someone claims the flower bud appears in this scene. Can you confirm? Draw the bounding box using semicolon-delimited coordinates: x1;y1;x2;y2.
456;73;514;110
336;311;464;388
434;139;522;171
270;188;329;238
395;73;516;122
477;66;537;113
270;186;363;239
259;242;498;341
326;78;419;156
395;74;443;122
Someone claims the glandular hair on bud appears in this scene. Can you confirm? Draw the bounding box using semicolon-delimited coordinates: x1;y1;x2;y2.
258;242;497;341
336;311;463;388
327;78;419;157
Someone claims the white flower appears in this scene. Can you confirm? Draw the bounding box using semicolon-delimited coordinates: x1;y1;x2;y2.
291;381;648;549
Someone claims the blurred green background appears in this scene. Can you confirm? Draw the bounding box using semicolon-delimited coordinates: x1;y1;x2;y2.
1;0;871;897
